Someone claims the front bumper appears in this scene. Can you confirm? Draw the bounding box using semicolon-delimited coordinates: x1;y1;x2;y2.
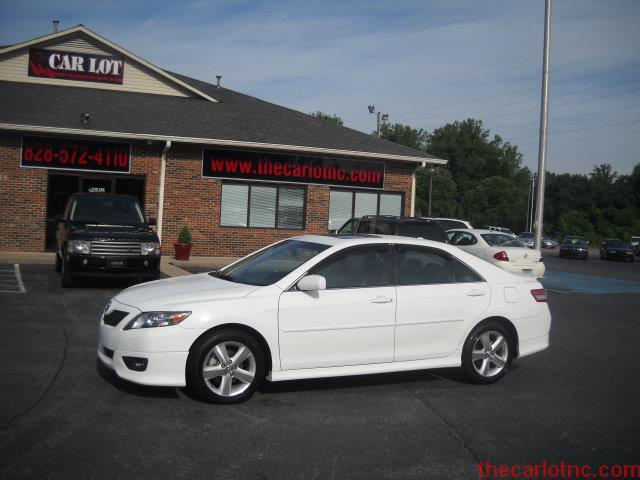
560;248;588;258
68;253;160;278
603;250;634;261
98;299;199;387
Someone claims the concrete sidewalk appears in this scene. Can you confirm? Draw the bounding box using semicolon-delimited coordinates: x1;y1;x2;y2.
0;251;238;278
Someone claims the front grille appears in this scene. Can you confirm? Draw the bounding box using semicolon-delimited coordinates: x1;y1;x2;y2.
103;309;129;327
91;241;141;256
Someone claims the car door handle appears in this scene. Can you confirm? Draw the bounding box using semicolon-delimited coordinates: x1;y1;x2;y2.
371;296;394;304
467;289;486;297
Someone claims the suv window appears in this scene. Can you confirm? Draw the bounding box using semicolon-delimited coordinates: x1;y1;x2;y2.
355;219;372;234
372;221;395;235
434;219;467;230
311;245;390;289
397;222;446;242
396;246;454;285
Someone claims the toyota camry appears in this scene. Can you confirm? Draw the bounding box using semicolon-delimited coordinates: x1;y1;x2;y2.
98;235;551;404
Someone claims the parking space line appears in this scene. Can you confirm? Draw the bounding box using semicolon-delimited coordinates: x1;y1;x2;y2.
0;264;26;293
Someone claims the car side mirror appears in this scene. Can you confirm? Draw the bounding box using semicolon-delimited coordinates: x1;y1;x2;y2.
297;275;326;291
146;218;157;226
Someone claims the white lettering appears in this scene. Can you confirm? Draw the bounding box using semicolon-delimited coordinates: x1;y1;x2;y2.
70;55;84;71
48;53;61;69
58;54;71;70
110;60;123;76
88;57;97;73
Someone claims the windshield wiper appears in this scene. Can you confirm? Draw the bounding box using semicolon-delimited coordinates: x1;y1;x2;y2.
208;269;236;282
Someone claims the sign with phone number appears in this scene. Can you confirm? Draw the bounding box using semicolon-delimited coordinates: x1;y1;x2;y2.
20;136;131;173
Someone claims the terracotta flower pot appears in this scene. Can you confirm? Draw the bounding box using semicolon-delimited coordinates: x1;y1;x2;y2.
173;242;192;261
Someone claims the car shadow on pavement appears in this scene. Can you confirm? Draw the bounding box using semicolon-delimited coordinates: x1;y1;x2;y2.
96;359;180;399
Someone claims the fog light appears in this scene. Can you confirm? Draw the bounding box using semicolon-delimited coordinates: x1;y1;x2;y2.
82;259;88;265
143;260;148;266
122;356;148;371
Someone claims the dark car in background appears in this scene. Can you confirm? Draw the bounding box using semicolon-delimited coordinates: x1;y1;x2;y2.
600;239;635;262
559;236;589;260
55;193;161;287
337;215;448;243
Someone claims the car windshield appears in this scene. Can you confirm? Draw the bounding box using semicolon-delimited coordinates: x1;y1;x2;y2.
481;233;515;247
564;237;587;245
70;196;145;225
519;233;534;239
606;240;627;248
216;239;331;286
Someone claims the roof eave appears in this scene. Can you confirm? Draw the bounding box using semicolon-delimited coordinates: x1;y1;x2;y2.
0;123;447;164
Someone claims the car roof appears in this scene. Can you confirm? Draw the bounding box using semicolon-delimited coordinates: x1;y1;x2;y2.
445;228;506;235
293;234;453;250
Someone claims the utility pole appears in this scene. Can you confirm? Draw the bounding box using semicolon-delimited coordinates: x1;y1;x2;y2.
525;176;532;232
533;0;552;250
428;168;435;217
368;105;389;138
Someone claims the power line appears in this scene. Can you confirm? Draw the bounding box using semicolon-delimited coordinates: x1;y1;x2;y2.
508;118;640;142
517;127;640;147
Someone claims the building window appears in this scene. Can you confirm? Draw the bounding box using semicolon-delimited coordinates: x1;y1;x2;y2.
328;189;403;230
221;183;305;229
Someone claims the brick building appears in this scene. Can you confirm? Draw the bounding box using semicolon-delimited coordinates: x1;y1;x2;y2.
0;26;445;257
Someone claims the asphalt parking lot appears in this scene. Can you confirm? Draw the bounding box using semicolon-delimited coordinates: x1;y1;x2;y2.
1;252;639;479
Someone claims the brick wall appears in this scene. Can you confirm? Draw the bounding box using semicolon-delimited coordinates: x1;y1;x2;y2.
0;132;48;252
0;132;416;256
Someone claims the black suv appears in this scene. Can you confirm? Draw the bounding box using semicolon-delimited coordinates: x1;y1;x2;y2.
336;215;448;243
55;193;161;287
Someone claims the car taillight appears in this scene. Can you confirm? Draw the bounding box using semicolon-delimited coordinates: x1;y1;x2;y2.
531;289;547;302
493;251;509;261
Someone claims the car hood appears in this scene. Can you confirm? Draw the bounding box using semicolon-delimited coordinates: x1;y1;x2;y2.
606;246;633;252
115;273;259;310
562;243;587;248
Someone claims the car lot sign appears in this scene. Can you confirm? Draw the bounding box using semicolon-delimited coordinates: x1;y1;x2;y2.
21;136;131;173
28;48;125;84
202;148;385;189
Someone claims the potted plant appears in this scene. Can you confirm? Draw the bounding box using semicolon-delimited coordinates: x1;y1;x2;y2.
174;226;193;261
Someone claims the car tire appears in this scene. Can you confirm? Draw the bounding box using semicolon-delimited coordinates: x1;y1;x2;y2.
55;251;62;273
462;321;514;384
61;255;75;288
186;329;266;404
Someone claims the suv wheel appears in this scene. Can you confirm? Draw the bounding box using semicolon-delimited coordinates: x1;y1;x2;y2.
55;251;62;273
186;329;266;404
61;255;75;288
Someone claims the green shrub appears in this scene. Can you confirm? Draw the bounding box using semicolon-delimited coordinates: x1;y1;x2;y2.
177;226;192;244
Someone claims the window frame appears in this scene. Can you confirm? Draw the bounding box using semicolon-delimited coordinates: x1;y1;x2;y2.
307;244;394;290
220;181;307;230
392;244;485;286
329;188;404;229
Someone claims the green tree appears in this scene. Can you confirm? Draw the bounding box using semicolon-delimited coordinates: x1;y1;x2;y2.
309;111;344;126
589;163;618;184
378;122;428;152
415;167;460;217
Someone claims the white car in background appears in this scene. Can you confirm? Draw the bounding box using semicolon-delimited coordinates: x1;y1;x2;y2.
422;217;473;230
448;229;545;278
98;235;551;404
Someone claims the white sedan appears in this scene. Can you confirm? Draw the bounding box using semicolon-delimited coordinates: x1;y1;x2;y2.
448;229;545;278
98;235;551;404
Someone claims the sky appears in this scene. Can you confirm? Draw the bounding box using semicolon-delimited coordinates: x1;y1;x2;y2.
1;0;640;175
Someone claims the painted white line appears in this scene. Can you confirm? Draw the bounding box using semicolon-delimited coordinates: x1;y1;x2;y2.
14;264;26;293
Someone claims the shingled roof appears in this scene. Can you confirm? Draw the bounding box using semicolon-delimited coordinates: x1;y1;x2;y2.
0;25;445;163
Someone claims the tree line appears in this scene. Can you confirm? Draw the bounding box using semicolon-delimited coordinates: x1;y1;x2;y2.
310;112;640;242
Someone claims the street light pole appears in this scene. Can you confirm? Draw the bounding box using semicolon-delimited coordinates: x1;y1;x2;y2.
428;168;434;217
368;105;389;138
533;0;552;250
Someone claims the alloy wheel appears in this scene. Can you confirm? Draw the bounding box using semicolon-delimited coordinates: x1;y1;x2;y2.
471;331;509;377
202;341;256;397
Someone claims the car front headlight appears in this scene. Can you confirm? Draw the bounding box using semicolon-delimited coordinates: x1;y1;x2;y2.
141;242;160;255
68;239;91;254
123;311;191;330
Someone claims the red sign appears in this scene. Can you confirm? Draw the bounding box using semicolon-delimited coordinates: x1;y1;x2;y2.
28;48;124;84
21;136;131;173
202;148;385;189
